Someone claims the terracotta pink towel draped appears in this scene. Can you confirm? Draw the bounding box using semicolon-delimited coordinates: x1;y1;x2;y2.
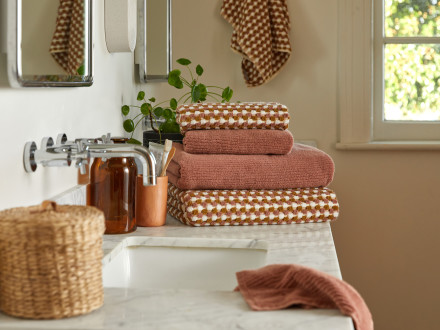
221;0;292;87
236;264;373;330
167;142;334;190
49;0;85;75
183;130;294;155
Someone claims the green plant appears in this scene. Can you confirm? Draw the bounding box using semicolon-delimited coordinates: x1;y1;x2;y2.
121;58;234;144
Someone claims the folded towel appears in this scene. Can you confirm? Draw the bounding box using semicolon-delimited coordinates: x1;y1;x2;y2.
167;142;334;190
221;0;292;87
176;102;290;134
49;0;85;75
167;183;339;227
183;129;294;155
236;264;373;330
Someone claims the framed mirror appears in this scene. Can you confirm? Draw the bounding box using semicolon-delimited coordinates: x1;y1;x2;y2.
135;0;171;82
5;0;93;87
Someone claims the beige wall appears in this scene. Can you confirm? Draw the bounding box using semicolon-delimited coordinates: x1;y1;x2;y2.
0;0;438;329
22;0;64;75
143;1;438;329
0;0;138;209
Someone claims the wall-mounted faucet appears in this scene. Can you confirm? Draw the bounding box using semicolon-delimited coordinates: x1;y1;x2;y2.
23;133;156;186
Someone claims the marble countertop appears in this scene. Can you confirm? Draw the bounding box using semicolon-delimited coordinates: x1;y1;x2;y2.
0;212;354;330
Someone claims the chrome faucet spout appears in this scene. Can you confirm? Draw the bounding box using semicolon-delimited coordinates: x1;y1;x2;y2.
86;144;156;186
23;133;157;186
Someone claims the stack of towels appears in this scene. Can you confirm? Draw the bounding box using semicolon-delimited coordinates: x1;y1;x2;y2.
166;102;339;227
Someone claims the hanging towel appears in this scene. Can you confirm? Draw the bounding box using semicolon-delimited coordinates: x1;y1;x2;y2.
49;0;85;75
167;142;335;190
221;0;292;87
177;102;290;134
235;264;373;330
183;129;294;155
167;183;339;227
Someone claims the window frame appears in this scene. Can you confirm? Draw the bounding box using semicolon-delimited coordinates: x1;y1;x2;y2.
337;0;440;149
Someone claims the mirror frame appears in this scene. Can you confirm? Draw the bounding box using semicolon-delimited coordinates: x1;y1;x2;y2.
136;0;171;83
6;0;93;87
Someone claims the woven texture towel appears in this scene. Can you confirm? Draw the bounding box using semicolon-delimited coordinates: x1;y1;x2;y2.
167;142;334;190
236;264;373;330
221;0;291;87
168;183;339;227
177;102;290;134
183;129;294;155
49;0;85;75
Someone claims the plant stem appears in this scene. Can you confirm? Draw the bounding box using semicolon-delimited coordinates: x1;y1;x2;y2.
149;112;159;133
183;95;192;103
133;113;144;120
208;92;224;98
207;94;221;102
177;92;191;104
180;76;192;88
132;115;146;139
205;86;224;89
153;99;172;108
186;66;194;84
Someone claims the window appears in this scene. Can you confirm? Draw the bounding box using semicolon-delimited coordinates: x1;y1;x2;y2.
338;0;440;148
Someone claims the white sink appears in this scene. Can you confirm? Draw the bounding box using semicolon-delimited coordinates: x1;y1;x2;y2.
102;237;268;291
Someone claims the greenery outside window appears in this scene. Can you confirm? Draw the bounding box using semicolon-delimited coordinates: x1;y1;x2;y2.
337;0;440;149
373;0;440;141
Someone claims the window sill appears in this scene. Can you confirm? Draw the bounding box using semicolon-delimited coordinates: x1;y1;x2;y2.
336;141;440;150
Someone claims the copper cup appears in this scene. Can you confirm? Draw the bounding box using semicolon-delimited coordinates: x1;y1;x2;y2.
136;175;168;227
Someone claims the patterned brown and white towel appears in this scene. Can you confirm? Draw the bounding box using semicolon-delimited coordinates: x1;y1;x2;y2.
221;0;292;87
177;102;290;134
49;0;85;75
167;183;339;227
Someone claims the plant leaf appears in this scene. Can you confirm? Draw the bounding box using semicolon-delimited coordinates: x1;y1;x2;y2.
192;84;208;102
176;58;191;66
175;79;184;89
222;86;233;102
170;98;178;110
77;64;85;76
160;121;180;133
121;105;130;116
154;107;164;117
137;91;145;100
168;70;183;89
148;97;156;102
163;108;173;119
127;138;142;145
196;65;204;76
141;103;152;115
123;119;135;132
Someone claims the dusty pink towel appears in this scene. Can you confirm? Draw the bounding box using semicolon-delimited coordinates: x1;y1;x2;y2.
167;142;334;190
183;130;294;155
236;264;373;330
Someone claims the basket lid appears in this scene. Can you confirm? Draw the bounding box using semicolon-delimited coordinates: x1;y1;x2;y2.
0;201;105;244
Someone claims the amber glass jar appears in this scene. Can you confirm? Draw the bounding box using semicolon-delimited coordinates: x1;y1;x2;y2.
88;138;137;234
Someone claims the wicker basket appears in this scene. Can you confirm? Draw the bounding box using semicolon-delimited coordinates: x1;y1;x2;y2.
0;201;105;319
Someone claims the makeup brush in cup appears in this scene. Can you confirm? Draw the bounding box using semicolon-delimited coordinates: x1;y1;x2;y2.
160;139;172;175
160;147;175;177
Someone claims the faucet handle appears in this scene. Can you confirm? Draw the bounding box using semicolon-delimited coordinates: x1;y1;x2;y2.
23;141;37;172
56;133;68;145
41;137;54;150
101;133;112;144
